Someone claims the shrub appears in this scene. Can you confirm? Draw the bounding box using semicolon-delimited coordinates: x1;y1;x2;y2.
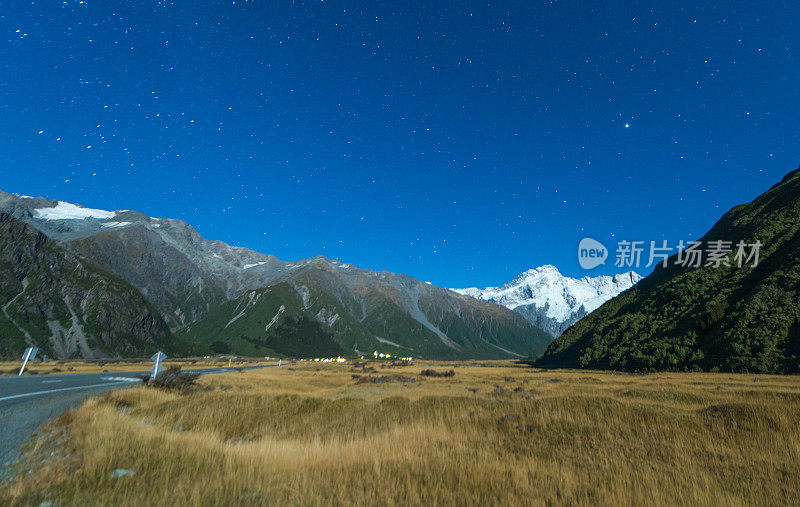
420;369;455;378
138;366;200;390
354;374;416;384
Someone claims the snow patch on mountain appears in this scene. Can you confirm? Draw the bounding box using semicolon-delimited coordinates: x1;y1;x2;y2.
243;262;267;269
34;201;117;221
101;221;131;228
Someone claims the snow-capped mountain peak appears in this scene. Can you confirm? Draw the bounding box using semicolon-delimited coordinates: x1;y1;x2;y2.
452;266;642;336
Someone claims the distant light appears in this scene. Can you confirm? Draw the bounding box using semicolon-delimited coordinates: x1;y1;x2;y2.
624;123;630;128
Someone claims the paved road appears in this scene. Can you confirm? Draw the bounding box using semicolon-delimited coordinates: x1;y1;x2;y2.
0;364;275;480
0;365;271;408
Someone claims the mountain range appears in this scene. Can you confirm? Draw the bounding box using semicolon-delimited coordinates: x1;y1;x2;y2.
3;165;795;370
452;266;642;336
537;166;800;373
0;190;551;360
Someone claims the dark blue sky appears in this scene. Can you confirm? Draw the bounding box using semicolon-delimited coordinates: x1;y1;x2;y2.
1;1;797;287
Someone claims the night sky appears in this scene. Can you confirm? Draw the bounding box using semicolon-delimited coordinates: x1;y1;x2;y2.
1;1;798;287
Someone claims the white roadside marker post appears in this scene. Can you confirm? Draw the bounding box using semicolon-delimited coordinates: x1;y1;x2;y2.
18;347;38;376
278;359;281;367
228;357;232;368
150;351;167;380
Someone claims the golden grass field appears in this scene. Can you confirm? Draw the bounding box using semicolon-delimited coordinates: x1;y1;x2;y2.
0;358;274;376
2;360;800;506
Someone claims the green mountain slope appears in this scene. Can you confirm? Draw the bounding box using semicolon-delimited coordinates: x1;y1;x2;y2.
536;167;800;373
0;212;183;360
179;263;552;360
